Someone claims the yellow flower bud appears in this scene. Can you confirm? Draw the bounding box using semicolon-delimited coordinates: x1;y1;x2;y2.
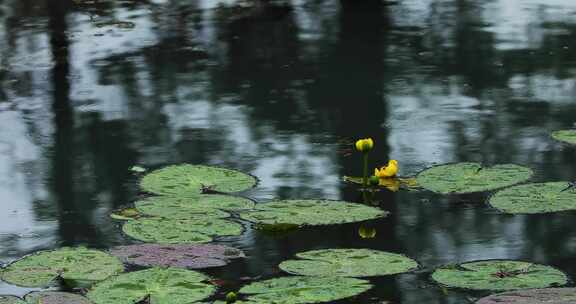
355;138;374;152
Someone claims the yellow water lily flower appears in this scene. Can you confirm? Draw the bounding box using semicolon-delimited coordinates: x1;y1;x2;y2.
374;159;399;178
355;138;374;152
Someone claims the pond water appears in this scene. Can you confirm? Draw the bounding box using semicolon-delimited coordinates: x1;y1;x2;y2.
1;0;576;302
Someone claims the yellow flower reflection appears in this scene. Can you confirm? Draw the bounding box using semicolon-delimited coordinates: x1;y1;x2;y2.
378;178;400;192
358;226;377;239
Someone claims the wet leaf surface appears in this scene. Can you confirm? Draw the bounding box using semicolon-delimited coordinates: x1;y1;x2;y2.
552;130;576;145
279;248;418;277
122;217;243;244
0;247;123;287
417;163;533;194
141;165;257;196
109;244;245;269
432;260;568;291
475;288;576;303
87;268;215;304
489;182;576;214
239;200;386;226
135;195;254;218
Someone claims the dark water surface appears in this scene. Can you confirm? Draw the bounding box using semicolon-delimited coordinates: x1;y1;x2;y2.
1;0;576;302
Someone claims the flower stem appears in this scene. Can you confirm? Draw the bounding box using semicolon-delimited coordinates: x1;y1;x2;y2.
363;153;369;187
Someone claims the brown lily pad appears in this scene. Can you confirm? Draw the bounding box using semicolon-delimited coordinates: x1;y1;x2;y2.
24;291;92;304
475;288;576;304
109;244;245;269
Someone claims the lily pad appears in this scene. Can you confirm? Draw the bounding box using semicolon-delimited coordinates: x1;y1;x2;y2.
279;248;418;277
24;291;92;304
135;195;254;218
109;244;245;269
233;276;372;303
552;130;576;145
110;207;142;220
0;296;24;304
431;260;568;291
475;288;576;304
489;182;576;214
87;267;216;304
141;164;257;196
0;247;124;287
416;163;533;194
239;200;386;226
122;217;243;243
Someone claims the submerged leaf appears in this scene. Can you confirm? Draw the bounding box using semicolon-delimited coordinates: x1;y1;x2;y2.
489;182;576;214
109;244;245;269
135;195;254;218
122;217;243;244
417;163;533;194
279;248;418;277
87;267;216;304
432;260;568;291
552;130;576;145
141;165;257;196
0;247;123;288
236;276;372;304
239;200;386;226
475;287;576;304
24;291;92;304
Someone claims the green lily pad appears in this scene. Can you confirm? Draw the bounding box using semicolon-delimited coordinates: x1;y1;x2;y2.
110;207;142;220
0;296;24;304
135;195;254;218
552;130;576;145
279;248;418;277
230;276;372;304
0;247;124;287
489;182;576;214
239;200;386;226
475;288;576;303
432;260;568;291
87;267;216;304
141;164;257;196
24;291;92;304
416;163;533;194
122;217;244;243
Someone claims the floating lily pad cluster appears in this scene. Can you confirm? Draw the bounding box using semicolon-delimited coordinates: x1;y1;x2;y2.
116;164;259;243
3;160;574;304
114;165;386;244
